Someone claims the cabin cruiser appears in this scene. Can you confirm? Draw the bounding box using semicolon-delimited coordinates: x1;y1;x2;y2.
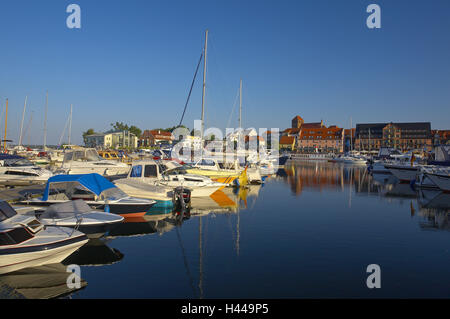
0;200;88;275
54;148;131;177
17;200;124;237
18;173;157;218
0;155;53;187
114;160;224;198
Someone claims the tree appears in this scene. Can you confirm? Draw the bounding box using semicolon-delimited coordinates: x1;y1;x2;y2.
110;122;142;138
82;128;95;144
129;125;142;138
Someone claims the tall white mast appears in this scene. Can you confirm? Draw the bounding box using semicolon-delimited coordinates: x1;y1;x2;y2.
239;79;242;130
19;96;27;146
68;104;73;145
43;91;48;150
200;29;208;145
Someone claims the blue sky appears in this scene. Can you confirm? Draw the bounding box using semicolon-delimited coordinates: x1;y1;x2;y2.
0;0;449;145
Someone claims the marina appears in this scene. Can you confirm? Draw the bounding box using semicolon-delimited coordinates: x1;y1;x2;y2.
1;0;450;304
0;156;449;298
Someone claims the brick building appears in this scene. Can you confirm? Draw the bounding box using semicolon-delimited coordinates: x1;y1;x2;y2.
355;122;432;151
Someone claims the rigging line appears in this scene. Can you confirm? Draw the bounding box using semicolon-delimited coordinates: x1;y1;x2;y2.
226;87;240;130
58;114;70;146
179;52;203;127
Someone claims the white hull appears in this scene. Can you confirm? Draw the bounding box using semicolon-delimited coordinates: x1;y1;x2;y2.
0;239;88;275
114;179;173;202
57;166;130;176
425;173;450;192
0;176;49;186
386;166;419;182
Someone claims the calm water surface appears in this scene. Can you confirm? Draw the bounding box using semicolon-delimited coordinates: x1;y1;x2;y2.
8;161;450;298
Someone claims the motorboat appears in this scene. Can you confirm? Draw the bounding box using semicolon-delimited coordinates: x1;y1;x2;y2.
18;173;157;218
54;148;131;177
0;154;53;187
17;200;124;237
115;160;226;198
0;200;88;275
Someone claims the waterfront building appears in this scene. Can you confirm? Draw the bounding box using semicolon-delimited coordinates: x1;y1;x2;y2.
282;116;343;153
139;130;174;147
85;131;138;149
354;122;432;152
280;136;296;151
296;127;344;153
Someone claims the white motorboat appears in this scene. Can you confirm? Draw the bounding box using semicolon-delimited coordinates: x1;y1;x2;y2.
0;200;88;275
0;155;53;187
18;173;157;218
115;160;226;198
54;148;131;177
18;200;124;237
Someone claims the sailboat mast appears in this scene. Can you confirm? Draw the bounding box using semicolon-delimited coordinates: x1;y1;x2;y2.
350;117;352;152
239;79;242;130
19;96;27;146
3;99;8;152
200;29;208;145
68;104;73;145
43;91;48;150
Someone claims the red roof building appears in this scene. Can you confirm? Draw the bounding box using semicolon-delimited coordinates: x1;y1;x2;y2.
139;130;174;147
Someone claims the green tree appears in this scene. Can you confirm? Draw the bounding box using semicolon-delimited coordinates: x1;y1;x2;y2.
82;128;95;144
110;122;142;138
129;125;142;138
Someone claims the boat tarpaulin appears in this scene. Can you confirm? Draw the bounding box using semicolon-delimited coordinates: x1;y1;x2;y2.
42;174;116;201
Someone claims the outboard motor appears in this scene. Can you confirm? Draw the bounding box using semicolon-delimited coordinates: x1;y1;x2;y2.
172;187;191;212
172;187;191;224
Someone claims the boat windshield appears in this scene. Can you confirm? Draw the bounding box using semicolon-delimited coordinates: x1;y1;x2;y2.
2;158;33;167
64;149;103;162
164;167;188;175
0;201;18;222
100;187;128;201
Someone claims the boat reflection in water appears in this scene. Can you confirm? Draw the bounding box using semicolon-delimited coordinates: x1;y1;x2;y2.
417;189;450;231
62;238;124;267
105;213;176;239
0;263;87;299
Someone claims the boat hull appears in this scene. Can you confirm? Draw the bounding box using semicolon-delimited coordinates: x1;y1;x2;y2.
425;173;450;192
385;165;419;182
0;235;88;275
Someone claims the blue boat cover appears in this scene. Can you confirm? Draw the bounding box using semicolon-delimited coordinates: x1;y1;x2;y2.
42;173;116;201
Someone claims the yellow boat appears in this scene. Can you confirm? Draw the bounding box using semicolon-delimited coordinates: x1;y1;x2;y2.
185;167;247;186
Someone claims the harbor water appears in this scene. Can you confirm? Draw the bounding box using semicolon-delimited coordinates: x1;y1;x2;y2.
3;161;450;298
